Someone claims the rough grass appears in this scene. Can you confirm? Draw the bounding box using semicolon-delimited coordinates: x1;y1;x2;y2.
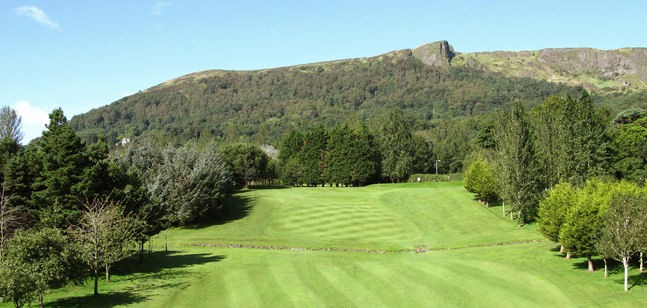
6;182;647;307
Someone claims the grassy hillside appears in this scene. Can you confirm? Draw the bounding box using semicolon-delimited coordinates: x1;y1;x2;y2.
452;47;647;92
17;183;647;307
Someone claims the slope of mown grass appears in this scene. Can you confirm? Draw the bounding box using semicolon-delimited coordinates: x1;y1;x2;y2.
167;182;541;250
28;243;647;307
4;182;647;307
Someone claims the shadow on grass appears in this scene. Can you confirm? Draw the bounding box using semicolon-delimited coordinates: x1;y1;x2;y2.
115;250;225;277
45;250;225;307
246;185;289;190
549;244;562;252
627;271;647;289
184;194;254;228
572;258;607;271
45;291;146;308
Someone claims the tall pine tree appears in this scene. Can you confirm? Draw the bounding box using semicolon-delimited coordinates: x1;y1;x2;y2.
31;108;90;227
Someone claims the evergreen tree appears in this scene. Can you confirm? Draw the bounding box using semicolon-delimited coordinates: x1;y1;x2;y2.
298;126;328;186
146;142;232;226
326;124;353;186
31;109;90;228
560;179;613;271
0;138;20;184
326;123;380;186
278;129;304;185
347;123;380;186
537;182;577;247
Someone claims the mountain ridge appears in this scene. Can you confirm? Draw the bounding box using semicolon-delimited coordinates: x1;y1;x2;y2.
154;41;647;92
69;40;647;145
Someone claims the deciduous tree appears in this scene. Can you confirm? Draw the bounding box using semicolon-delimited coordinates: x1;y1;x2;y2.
495;101;540;226
220;143;269;188
596;186;647;291
0;106;23;144
0;228;81;307
74;198;140;296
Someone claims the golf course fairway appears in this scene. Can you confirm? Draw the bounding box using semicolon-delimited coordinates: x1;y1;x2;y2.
12;182;647;307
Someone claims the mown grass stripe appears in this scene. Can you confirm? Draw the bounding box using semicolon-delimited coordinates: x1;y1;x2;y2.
314;261;386;307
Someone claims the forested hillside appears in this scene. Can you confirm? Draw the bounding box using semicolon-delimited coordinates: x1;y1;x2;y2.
70;45;580;144
69;41;647;145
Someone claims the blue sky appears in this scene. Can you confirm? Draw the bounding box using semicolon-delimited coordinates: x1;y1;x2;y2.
1;0;646;142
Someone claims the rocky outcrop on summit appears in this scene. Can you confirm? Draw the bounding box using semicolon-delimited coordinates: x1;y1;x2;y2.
412;40;455;67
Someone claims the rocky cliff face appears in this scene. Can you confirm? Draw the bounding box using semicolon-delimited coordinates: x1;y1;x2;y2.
412;40;455;67
409;40;647;91
451;46;647;91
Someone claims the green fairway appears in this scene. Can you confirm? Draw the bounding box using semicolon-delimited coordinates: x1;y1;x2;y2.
8;182;647;307
167;182;541;250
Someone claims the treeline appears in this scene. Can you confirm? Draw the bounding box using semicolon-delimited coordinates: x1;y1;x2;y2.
69;50;581;145
462;91;647;291
0;107;279;306
276;111;441;186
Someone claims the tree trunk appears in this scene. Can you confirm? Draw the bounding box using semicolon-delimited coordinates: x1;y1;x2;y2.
604;259;608;278
566;251;571;259
486;202;489;208
510;208;513;220
517;210;522;227
623;257;629;291
38;291;43;308
641;252;644;272
106;263;111;282
587;255;594;271
94;269;99;296
165;231;168;252
559;245;564;253
502;201;505;217
139;239;144;263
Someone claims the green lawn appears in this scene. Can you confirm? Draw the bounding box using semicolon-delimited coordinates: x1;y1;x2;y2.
168;182;541;251
8;182;647;307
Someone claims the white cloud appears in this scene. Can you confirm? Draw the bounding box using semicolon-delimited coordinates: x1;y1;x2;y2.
152;1;171;16
16;6;60;29
11;101;50;143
